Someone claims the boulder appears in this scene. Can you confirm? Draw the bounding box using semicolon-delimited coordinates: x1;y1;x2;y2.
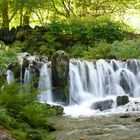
51;105;64;115
116;95;129;107
51;50;69;102
91;99;114;111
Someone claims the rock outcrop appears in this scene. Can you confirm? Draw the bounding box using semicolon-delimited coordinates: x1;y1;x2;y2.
51;50;69;103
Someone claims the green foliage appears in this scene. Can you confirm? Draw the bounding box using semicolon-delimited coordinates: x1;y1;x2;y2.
44;17;127;52
11;41;28;51
84;41;113;59
0;41;21;74
9;17;129;59
0;83;60;140
70;39;140;60
0;83;37;117
85;17;127;44
69;44;87;58
111;40;140;60
21;103;49;129
0;106;18;129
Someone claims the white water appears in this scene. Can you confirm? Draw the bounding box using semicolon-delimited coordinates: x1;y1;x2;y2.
6;57;140;117
24;68;30;85
6;70;14;84
38;62;53;103
64;59;140;117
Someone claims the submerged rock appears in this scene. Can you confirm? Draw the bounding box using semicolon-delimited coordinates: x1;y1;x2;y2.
91;99;114;111
116;95;129;107
51;50;69;103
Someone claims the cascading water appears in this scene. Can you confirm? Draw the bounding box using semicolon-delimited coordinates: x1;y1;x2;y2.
64;59;140;117
24;68;30;85
5;55;140;117
38;62;53;103
6;70;14;85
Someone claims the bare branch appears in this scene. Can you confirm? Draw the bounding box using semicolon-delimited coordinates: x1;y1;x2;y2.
51;0;66;17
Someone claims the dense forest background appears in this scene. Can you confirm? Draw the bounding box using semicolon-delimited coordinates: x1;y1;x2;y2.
0;0;140;59
0;1;140;140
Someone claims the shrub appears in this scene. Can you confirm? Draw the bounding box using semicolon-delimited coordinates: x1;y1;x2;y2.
84;41;113;59
21;102;49;129
111;40;140;60
69;44;87;58
0;83;38;117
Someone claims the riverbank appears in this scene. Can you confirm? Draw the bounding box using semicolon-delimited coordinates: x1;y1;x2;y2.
48;113;140;140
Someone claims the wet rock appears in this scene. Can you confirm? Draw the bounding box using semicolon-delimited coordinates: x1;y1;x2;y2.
127;59;139;75
120;70;134;96
111;60;119;71
45;104;63;115
51;50;69;102
51;105;64;115
91;99;114;111
126;101;140;112
21;56;30;84
47;125;56;132
116;95;129;107
30;61;40;88
135;118;140;122
119;114;131;118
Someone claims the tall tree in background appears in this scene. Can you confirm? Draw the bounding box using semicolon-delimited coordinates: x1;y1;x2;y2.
0;0;138;28
0;0;18;29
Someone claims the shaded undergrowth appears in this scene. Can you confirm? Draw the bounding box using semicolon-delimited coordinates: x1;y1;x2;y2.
0;83;62;140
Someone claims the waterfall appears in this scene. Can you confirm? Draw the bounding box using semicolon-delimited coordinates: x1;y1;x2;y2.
24;68;30;85
6;70;14;84
5;56;140;116
65;59;140;117
69;59;140;102
38;62;53;103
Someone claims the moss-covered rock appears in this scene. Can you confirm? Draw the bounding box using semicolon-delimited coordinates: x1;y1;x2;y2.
51;50;69;103
116;95;129;106
51;105;64;115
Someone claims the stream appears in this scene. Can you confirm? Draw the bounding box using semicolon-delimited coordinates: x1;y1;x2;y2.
48;113;140;140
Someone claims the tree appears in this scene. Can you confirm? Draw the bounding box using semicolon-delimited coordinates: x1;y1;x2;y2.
0;0;18;29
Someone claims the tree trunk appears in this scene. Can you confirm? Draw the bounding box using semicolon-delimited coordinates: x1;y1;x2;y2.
23;11;30;26
23;15;30;26
1;0;9;29
20;7;23;26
